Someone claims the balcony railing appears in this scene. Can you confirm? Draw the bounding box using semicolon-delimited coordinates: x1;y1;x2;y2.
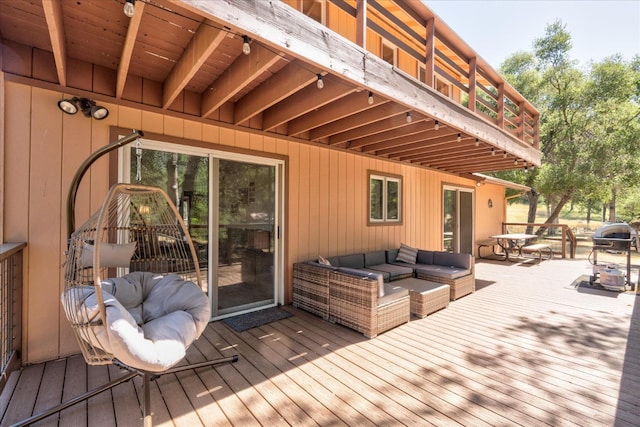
0;243;25;393
326;0;540;149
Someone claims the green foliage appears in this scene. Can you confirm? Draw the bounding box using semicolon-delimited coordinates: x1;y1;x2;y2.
496;20;640;224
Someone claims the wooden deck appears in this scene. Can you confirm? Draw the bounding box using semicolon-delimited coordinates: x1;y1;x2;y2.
1;258;639;426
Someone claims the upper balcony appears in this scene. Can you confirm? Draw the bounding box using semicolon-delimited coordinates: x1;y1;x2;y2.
0;0;541;174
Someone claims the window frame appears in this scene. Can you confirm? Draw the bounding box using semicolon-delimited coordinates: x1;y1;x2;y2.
368;170;403;225
381;39;398;66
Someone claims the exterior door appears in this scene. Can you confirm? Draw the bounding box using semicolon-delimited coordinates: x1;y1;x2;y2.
214;159;277;316
443;186;474;254
121;141;282;320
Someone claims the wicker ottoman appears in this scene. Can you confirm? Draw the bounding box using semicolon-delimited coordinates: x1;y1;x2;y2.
396;278;450;318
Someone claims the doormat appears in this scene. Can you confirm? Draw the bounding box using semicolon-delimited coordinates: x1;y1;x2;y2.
223;307;292;332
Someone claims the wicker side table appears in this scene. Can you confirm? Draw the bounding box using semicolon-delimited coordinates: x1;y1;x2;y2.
396;278;450;318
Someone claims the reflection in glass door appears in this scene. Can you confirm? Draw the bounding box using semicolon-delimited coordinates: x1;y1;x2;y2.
443;186;474;254
124;143;280;320
215;159;276;316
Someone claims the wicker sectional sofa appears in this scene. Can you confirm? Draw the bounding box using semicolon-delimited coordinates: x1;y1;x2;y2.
293;247;475;338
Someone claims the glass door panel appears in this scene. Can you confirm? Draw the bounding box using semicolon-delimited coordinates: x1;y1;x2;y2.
443;187;474;254
129;148;210;288
216;159;276;315
443;189;456;252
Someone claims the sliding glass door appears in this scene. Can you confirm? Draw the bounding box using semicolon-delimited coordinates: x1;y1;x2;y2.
443;186;474;254
121;141;282;320
215;159;277;316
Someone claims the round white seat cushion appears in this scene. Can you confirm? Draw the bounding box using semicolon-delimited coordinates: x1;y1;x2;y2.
71;272;210;372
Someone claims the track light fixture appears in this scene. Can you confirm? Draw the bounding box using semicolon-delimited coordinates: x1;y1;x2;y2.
434;120;439;130
475;138;480;147
242;35;251;55
457;133;461;142
58;97;109;120
368;91;374;105
406;112;412;123
316;74;324;89
123;0;135;17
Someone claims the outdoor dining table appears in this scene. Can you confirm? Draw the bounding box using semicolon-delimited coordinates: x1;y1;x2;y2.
490;233;537;261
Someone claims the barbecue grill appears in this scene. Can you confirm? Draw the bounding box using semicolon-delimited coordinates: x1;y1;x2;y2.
589;222;633;290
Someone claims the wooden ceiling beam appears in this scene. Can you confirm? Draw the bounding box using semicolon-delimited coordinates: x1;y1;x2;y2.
42;0;67;86
350;121;434;150
328;109;424;146
311;103;408;142
116;0;145;98
234;60;319;125
372;130;458;156
288;91;389;137
164;20;228;109
201;42;283;117
263;74;356;131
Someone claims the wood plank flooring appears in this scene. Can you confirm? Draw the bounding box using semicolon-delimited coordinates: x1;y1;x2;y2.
1;258;638;426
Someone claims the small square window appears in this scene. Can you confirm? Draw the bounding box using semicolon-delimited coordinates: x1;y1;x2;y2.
369;171;402;225
381;40;397;66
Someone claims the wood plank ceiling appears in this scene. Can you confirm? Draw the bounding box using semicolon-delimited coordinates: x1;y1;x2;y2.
0;0;541;174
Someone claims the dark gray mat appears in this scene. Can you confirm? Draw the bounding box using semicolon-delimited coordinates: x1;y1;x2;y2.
223;307;292;332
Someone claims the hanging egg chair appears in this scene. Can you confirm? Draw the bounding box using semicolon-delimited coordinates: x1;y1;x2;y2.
16;131;237;427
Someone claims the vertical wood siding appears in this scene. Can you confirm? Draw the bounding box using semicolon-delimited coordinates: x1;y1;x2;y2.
4;81;479;363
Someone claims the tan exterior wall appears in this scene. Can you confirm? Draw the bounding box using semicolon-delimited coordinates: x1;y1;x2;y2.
3;80;489;363
475;183;508;241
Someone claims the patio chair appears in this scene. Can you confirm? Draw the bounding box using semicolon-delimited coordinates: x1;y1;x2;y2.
14;132;237;427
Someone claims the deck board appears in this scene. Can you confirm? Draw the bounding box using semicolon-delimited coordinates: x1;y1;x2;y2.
1;258;639;426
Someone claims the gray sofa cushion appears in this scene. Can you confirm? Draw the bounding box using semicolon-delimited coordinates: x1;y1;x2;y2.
433;252;471;269
364;251;387;267
327;256;340;267
366;263;414;281
379;283;409;306
416;250;434;265
336;267;384;297
339;253;365;269
303;260;338;270
414;264;470;280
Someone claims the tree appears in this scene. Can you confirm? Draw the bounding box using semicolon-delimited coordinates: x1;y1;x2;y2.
498;20;640;228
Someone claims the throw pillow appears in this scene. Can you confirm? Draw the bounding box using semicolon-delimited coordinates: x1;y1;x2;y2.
80;242;137;268
396;243;418;264
318;255;332;266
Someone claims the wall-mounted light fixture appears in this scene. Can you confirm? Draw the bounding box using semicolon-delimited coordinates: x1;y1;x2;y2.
58;97;109;120
368;91;374;105
406;112;412;123
457;133;461;142
124;0;135;17
475;138;480;147
488;199;493;208
434;120;439;130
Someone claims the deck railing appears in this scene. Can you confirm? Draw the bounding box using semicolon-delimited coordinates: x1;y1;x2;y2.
0;243;25;392
503;223;576;259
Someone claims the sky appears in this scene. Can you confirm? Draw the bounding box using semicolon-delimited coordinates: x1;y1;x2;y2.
426;0;640;70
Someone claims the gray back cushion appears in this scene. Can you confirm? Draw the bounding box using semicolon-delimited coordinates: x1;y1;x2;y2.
433;252;471;269
416;250;433;265
364;251;386;266
327;256;341;267
386;249;399;263
338;253;365;269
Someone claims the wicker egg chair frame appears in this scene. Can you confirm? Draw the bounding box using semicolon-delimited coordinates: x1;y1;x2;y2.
15;131;237;427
